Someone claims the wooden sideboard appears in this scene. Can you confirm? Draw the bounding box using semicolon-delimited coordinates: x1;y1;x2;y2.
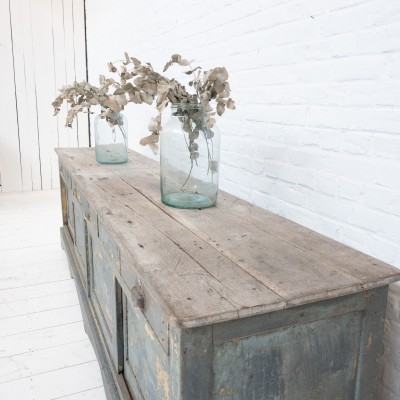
56;147;400;400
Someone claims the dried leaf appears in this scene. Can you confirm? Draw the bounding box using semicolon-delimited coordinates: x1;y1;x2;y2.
148;117;161;132
129;91;142;104
209;160;219;173
122;83;134;92
108;62;117;73
113;88;126;95
190;152;199;160
102;98;120;112
115;94;128;106
130;57;141;66
140;133;159;154
149;142;158;154
157;82;170;94
189;142;199;152
226;98;236;110
171;54;182;63
163;61;173;72
140;91;153;105
206;118;216;129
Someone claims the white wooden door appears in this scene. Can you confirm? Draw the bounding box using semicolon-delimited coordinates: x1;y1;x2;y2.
0;0;88;192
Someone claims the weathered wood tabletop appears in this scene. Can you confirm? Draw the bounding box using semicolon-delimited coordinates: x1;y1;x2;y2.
56;147;400;328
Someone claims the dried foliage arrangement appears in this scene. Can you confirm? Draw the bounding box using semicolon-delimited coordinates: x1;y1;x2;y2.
106;53;236;153
52;53;235;155
52;77;126;128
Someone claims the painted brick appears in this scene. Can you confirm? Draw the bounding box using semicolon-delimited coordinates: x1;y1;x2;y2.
372;135;400;159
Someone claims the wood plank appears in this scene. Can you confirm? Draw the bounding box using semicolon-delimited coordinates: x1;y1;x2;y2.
0;232;61;252
51;0;80;150
0;207;61;222
72;0;90;147
51;0;69;150
53;387;107;400
0;291;78;319
0;0;22;192
0;339;95;384
0;322;88;359
0;361;103;400
0;258;70;290
180;326;213;399
355;286;389;399
62;0;80;148
29;0;59;190
213;290;367;343
0;279;76;304
0;244;66;269
0;305;83;338
19;0;43;190
8;0;36;191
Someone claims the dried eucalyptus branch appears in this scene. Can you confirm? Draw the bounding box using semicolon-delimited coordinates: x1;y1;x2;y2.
51;77;127;129
106;52;236;154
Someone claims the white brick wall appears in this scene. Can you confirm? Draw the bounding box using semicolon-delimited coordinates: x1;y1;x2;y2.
86;0;400;396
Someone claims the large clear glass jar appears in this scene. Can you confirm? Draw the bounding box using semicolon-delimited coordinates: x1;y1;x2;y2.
94;111;128;164
160;103;221;209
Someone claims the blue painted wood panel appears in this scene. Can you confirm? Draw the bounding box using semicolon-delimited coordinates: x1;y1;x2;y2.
91;236;115;354
124;300;169;400
212;311;363;400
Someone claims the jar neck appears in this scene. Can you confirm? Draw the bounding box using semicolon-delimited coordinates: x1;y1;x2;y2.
170;103;204;113
100;106;121;115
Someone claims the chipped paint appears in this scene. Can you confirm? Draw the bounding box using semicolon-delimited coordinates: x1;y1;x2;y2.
219;386;239;396
156;358;169;400
145;321;156;341
367;333;373;349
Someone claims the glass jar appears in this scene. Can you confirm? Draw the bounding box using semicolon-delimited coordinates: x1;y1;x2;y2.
160;103;221;209
94;111;128;164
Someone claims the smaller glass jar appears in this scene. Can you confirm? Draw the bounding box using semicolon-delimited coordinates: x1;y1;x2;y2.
94;111;128;164
160;103;221;209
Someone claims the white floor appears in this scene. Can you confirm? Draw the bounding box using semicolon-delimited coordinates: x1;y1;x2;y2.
0;190;106;400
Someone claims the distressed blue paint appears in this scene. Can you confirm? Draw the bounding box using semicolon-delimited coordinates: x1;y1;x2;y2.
212;312;363;400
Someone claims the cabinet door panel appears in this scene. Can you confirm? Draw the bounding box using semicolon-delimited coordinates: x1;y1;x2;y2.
212;311;363;400
90;237;116;356
123;300;170;400
73;200;87;280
